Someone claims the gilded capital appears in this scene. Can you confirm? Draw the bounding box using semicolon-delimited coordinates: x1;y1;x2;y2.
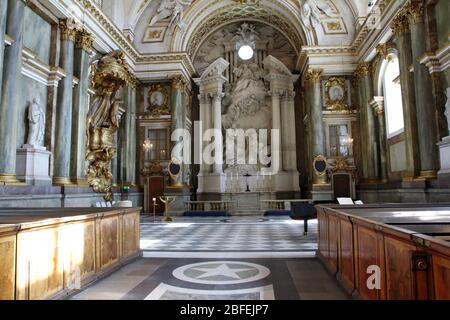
376;42;395;61
407;1;425;25
60;18;78;42
76;28;94;51
305;69;323;86
172;75;187;90
391;10;409;36
355;62;372;79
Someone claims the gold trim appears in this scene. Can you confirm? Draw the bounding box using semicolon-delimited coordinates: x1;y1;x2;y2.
53;177;75;186
0;174;22;184
418;170;437;180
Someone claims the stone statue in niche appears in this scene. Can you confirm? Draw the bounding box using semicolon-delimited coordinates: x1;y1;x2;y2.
300;0;337;30
149;0;193;30
25;97;45;149
445;87;450;136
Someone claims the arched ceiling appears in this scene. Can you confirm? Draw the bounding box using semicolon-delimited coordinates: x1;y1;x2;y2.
102;0;363;56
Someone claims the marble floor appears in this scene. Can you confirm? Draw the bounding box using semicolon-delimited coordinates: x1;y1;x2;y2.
71;216;349;300
140;216;318;258
71;258;349;300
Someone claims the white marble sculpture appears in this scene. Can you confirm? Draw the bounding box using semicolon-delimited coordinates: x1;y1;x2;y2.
149;0;192;30
445;87;450;136
300;0;336;30
26;97;45;149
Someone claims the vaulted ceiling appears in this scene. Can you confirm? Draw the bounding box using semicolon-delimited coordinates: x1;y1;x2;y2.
100;0;374;56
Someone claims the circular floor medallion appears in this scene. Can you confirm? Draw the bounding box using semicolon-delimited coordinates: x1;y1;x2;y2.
172;261;271;285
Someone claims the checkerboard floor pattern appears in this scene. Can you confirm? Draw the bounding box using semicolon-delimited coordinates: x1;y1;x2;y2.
140;218;318;252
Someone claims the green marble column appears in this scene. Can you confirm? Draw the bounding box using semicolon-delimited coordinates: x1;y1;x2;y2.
371;97;388;182
357;62;378;182
129;84;137;185
71;29;93;186
53;19;77;186
0;0;8;107
306;69;326;184
120;83;138;186
392;10;420;179
408;1;439;178
0;0;26;183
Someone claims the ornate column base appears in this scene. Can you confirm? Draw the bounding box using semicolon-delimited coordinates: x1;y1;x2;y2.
71;178;90;187
53;177;75;186
418;170;438;180
0;173;22;185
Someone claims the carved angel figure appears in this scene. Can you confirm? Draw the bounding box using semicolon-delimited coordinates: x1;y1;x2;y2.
149;0;192;30
300;0;336;30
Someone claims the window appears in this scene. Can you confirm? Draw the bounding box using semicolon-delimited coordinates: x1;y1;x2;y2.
383;57;405;137
145;129;168;161
329;125;350;157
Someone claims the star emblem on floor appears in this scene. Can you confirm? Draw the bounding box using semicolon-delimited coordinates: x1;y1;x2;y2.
191;263;255;280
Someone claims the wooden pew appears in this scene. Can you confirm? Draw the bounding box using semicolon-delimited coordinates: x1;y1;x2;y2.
0;207;141;300
316;204;450;300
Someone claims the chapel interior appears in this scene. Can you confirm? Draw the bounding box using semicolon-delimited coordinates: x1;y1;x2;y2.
0;0;449;301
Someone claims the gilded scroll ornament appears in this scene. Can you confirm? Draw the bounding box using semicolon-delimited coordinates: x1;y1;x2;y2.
86;51;132;201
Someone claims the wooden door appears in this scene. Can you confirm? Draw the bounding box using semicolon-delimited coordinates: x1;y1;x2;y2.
149;176;165;214
333;174;351;199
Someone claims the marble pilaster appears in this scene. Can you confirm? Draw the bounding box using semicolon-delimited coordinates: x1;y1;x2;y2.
407;1;439;179
53;19;77;186
120;83;138;186
0;0;26;183
371;97;388;182
171;76;186;185
392;9;421;179
271;90;283;173
212;93;224;174
71;28;93;186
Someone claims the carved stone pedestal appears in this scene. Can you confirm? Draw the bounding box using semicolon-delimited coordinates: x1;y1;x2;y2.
438;136;450;175
16;147;51;185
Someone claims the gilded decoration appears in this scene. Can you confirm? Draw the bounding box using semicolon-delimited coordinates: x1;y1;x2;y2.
313;155;328;177
406;1;424;25
391;9;409;36
148;84;170;117
305;69;323;86
60;18;78;42
75;28;95;51
86;51;132;201
324;77;349;112
354;62;372;79
376;42;395;61
329;156;356;178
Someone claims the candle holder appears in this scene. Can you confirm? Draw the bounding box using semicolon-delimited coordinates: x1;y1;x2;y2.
244;173;252;192
152;197;157;223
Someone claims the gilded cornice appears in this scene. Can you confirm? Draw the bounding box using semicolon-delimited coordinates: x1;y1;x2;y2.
305;69;323;86
406;1;425;25
60;18;78;42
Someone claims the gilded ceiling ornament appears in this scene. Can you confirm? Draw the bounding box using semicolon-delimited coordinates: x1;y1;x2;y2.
148;84;170;117
233;0;260;5
86;51;133;201
324;77;349;112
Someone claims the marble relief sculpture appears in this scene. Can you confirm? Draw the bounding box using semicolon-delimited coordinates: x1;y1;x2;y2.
149;0;193;30
300;0;336;30
25;97;45;149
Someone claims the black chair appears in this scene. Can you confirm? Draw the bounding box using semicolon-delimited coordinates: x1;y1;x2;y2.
290;202;317;235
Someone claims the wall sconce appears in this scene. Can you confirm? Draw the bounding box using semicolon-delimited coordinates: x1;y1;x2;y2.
342;134;354;146
143;138;153;151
